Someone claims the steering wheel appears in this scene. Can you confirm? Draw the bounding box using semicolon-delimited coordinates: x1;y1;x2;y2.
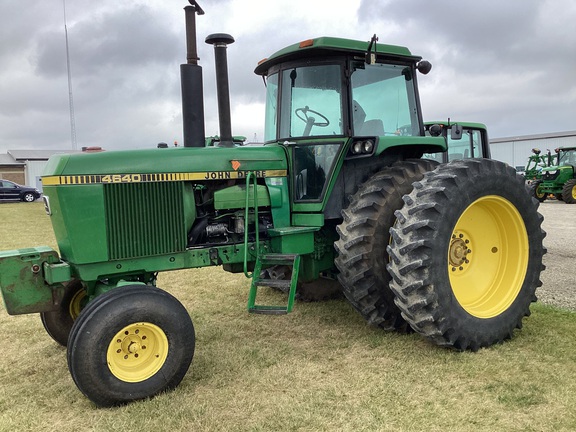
295;106;330;127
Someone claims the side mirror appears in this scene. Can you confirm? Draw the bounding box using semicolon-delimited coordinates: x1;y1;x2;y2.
450;124;463;140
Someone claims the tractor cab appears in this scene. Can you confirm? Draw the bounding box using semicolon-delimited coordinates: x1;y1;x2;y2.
423;121;490;163
540;147;576;180
254;37;446;212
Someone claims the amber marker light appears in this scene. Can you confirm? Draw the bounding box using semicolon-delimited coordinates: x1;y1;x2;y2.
299;39;314;48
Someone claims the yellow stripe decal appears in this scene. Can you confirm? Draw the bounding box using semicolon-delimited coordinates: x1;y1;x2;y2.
42;169;287;186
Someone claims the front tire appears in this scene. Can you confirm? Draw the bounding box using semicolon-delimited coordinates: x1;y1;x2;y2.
67;285;195;407
335;159;438;331
387;159;545;350
562;179;576;204
40;280;86;346
22;192;37;202
528;180;546;202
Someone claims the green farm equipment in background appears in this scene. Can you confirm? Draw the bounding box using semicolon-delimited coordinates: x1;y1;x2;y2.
528;147;576;203
524;148;553;181
423;121;491;162
0;2;545;407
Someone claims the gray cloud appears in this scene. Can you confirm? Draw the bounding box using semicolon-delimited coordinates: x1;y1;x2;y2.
0;0;574;152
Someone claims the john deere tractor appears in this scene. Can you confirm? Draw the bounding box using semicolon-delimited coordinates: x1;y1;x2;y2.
423;121;491;162
528;146;576;203
0;2;545;407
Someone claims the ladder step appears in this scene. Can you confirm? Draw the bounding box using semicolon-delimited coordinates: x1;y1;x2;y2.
255;279;291;289
247;253;301;315
260;253;298;265
248;305;289;315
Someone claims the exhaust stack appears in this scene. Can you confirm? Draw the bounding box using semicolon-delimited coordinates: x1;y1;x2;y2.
180;1;205;147
206;33;235;148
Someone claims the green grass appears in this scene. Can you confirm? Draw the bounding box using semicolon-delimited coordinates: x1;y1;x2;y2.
1;202;576;431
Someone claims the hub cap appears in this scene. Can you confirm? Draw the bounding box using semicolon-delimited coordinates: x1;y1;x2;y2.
107;322;169;382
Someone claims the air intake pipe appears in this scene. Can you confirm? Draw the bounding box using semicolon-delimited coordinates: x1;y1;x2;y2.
206;33;235;148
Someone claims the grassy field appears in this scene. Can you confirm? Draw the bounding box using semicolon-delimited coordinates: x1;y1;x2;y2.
1;202;576;431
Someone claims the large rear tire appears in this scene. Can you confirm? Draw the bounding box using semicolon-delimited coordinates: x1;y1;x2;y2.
335;159;438;331
387;159;545;350
67;285;195;407
562;179;576;204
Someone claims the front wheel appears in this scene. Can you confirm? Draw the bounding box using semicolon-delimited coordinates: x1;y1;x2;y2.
562;179;576;204
387;159;545;350
67;285;195;407
40;280;86;346
528;180;546;202
22;192;37;202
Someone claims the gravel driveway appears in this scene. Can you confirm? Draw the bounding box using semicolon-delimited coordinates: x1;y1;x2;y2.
534;200;576;311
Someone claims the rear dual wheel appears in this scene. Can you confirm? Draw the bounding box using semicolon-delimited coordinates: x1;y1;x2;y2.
387;159;545;350
67;285;195;407
335;159;438;331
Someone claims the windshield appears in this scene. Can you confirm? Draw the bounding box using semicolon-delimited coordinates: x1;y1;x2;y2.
280;64;344;139
263;61;421;141
351;63;420;136
264;64;344;141
424;127;486;162
559;149;576;166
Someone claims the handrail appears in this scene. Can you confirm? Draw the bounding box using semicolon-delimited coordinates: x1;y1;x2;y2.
243;171;259;277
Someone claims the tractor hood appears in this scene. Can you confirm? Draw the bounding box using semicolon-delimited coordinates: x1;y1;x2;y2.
42;145;288;182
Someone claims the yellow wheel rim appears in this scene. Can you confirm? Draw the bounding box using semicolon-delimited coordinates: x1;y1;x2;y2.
535;185;546;199
448;195;529;318
107;322;169;382
572;184;576;200
68;289;86;320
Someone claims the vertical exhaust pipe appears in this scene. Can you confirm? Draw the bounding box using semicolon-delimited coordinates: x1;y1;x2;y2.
181;1;205;147
206;33;235;148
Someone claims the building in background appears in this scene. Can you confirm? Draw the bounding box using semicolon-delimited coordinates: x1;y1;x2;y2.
0;150;75;191
490;130;576;172
0;153;26;185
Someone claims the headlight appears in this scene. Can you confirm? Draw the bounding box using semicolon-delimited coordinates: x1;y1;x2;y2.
350;139;376;156
43;196;51;216
362;140;374;153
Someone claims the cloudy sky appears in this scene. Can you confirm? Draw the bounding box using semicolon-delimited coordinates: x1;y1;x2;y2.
1;0;575;152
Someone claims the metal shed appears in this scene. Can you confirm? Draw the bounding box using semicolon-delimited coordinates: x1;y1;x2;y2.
490;130;576;171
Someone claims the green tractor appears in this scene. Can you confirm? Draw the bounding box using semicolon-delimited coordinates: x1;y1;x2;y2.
423;121;491;162
0;2;545;407
528;146;576;203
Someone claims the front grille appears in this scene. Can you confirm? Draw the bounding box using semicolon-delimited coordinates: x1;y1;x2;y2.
104;182;186;260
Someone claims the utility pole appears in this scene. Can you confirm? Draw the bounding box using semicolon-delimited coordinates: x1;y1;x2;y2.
63;0;77;150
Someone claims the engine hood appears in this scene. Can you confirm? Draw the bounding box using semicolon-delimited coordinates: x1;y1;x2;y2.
42;145;288;182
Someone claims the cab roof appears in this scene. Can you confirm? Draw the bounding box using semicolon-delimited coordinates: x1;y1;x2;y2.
254;36;420;76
